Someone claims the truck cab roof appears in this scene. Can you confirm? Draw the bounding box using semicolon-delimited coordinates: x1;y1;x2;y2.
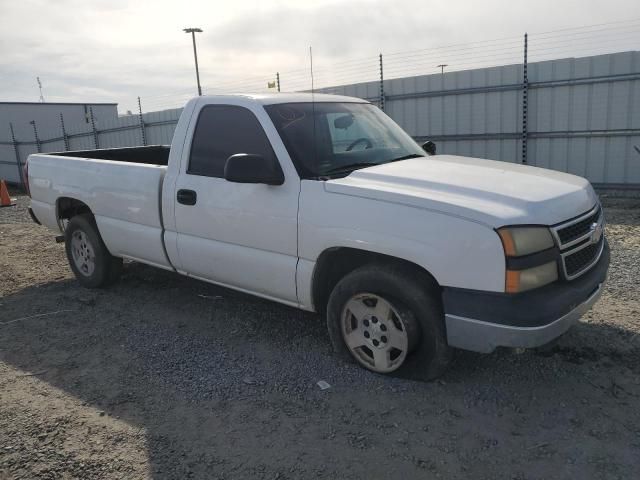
197;92;369;105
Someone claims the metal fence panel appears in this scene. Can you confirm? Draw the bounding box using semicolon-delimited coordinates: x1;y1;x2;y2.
2;51;639;186
143;108;181;145
98;115;142;149
0;143;19;182
323;52;639;183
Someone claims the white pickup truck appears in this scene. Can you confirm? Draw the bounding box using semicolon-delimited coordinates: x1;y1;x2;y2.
26;93;609;379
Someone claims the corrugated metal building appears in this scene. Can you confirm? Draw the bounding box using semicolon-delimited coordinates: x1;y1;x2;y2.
0;102;118;182
1;51;639;187
319;51;640;187
0;102;118;138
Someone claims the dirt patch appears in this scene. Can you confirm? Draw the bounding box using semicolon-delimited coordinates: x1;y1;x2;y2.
1;196;639;479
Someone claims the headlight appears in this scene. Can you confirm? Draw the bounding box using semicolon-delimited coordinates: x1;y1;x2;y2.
497;226;558;293
497;227;555;257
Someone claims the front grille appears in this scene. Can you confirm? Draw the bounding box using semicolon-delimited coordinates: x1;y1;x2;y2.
551;204;605;280
564;237;603;277
556;206;601;245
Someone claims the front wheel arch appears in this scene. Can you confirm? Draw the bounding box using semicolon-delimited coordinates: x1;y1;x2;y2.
311;247;442;316
326;262;452;379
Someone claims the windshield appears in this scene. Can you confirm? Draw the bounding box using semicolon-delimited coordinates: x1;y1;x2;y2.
265;102;425;178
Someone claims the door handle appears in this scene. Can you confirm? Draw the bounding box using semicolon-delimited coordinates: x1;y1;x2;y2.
177;189;197;206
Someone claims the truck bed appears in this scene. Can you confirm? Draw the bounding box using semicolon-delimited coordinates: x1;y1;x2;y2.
48;145;170;165
28;149;172;270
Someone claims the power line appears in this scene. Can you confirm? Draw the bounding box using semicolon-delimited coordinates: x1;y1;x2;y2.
530;17;640;37
132;18;639;111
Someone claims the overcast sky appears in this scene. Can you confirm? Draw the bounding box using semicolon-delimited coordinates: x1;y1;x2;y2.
1;0;639;113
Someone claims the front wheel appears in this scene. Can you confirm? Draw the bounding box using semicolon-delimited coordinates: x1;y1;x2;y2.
64;214;122;288
326;263;452;380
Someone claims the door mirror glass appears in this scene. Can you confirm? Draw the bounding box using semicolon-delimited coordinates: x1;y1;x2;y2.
224;153;285;185
422;140;436;156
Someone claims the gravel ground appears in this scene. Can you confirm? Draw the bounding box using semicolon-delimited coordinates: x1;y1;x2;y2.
1;192;639;479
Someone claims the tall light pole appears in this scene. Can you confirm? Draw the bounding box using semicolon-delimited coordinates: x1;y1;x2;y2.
183;27;203;96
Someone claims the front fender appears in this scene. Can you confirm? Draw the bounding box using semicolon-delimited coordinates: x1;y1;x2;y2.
298;181;506;297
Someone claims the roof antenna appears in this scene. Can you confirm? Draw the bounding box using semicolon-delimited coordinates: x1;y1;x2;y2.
309;46;315;94
37;77;45;103
310;46;318;175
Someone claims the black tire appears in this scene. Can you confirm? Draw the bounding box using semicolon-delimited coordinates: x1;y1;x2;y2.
64;214;122;288
326;262;452;380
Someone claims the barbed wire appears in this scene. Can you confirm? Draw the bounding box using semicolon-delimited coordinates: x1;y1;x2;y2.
132;18;640;113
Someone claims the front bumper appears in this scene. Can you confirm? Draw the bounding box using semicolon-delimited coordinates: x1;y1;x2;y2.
443;240;609;353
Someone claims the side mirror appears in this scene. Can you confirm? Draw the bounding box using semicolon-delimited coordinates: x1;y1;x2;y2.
224;153;285;185
422;141;436;156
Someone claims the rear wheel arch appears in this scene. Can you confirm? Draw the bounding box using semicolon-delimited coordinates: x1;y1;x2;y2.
64;214;122;288
311;247;442;315
56;197;93;230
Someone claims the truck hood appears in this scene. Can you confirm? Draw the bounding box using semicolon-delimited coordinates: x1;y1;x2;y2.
325;155;598;227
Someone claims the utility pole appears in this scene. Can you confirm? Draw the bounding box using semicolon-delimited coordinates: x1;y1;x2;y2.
89;108;99;149
379;53;385;111
521;33;529;165
437;64;448;75
37;77;45;102
59;113;70;151
137;97;147;146
9;123;25;189
29;120;41;153
183;27;203;96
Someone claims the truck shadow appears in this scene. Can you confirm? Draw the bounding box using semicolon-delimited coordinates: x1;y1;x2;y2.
1;262;639;478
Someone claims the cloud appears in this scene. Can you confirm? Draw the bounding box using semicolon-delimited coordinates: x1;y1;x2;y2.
1;0;639;113
202;2;450;57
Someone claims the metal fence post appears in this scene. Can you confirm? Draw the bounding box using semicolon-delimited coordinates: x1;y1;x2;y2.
9;123;25;188
60;113;70;151
276;72;281;92
137;97;148;146
89;107;99;149
521;32;529;164
29;120;41;153
379;53;385;111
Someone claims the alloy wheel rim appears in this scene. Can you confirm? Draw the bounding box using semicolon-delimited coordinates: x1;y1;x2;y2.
71;230;96;277
341;293;409;373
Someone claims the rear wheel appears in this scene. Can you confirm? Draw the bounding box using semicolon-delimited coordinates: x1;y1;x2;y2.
327;263;452;380
64;214;122;288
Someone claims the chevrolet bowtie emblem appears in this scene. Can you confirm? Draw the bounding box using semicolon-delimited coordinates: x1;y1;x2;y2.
590;222;603;245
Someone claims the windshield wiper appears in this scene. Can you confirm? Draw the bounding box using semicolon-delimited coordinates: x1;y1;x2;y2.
388;153;426;162
323;162;380;175
322;154;425;177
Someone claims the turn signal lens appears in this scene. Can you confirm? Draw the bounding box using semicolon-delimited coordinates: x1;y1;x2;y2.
505;261;559;293
505;270;521;293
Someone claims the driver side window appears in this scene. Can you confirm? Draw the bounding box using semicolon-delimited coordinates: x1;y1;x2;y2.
188;105;277;178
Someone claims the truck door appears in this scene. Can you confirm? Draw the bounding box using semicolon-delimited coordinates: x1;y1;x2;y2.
172;103;300;304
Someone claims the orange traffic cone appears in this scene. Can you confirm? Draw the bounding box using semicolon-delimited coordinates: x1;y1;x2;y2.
0;180;16;207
